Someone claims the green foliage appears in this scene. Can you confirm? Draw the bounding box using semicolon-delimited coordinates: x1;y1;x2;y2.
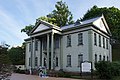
81;5;120;40
37;16;56;25
0;54;11;65
8;46;25;65
21;24;34;35
95;61;120;79
0;47;8;54
21;1;74;35
47;0;74;27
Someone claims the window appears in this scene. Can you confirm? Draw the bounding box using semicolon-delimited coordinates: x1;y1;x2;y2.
67;35;71;47
106;39;108;49
56;57;58;67
35;57;38;66
99;55;102;61
78;33;83;45
107;56;109;61
94;33;97;46
35;41;38;51
103;37;105;48
29;58;31;66
78;54;83;66
99;35;101;47
55;37;59;48
103;56;105;61
44;58;46;67
29;43;31;52
95;54;97;63
43;40;47;50
67;55;71;67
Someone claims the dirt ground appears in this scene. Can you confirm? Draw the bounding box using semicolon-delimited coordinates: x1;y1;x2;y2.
10;73;83;80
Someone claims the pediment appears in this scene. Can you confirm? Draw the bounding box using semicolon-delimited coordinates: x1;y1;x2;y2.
93;15;111;35
33;24;50;33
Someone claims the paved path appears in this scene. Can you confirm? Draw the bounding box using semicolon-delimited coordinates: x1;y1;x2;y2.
10;73;81;80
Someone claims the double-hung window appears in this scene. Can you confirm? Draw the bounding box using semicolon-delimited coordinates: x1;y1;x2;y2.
35;40;38;51
94;33;97;46
67;35;71;47
35;57;38;66
95;54;97;63
29;43;31;52
106;39;108;49
56;57;58;67
78;33;83;45
99;35;101;47
67;55;71;67
103;37;105;48
78;54;83;66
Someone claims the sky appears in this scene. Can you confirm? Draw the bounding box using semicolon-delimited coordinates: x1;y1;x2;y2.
0;0;119;47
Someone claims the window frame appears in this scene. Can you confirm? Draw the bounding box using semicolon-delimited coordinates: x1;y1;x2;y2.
67;55;71;67
78;33;83;45
94;33;97;46
35;40;38;51
67;35;71;47
35;57;38;66
78;54;83;67
56;57;58;67
103;37;105;48
29;43;31;52
95;54;97;63
55;37;59;49
99;35;101;47
106;39;108;49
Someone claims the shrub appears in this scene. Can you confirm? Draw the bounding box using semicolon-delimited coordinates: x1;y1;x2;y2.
95;61;120;79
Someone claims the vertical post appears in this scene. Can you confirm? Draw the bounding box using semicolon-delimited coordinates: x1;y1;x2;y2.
51;32;54;70
47;34;49;69
60;36;63;70
33;37;35;68
30;38;33;74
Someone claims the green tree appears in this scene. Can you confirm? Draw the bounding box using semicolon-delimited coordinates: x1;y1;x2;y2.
0;45;11;72
8;46;25;65
21;24;34;35
21;1;74;34
81;5;120;40
47;0;74;27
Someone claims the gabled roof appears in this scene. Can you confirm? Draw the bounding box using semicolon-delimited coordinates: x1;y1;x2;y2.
30;20;61;35
61;15;112;36
29;15;111;36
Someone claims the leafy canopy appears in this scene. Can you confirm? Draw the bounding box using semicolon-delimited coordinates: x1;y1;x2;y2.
81;5;120;40
47;0;74;27
21;0;74;35
8;46;25;65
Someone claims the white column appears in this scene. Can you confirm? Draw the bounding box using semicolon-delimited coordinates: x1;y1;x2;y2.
32;38;35;68
47;34;49;69
51;32;54;70
60;36;63;70
30;39;33;69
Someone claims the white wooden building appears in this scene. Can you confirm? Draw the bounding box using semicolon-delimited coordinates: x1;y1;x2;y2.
25;15;112;72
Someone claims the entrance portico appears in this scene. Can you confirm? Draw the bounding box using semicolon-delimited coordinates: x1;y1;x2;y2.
29;20;62;70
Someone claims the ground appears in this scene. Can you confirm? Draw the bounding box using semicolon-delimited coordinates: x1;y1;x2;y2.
9;73;82;80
